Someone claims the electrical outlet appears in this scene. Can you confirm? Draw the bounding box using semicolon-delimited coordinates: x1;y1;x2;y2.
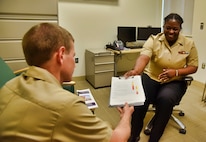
200;22;204;30
75;58;79;63
202;63;205;69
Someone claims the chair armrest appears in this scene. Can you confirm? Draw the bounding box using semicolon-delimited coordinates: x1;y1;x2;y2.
14;67;29;76
183;76;193;86
62;81;76;86
62;81;76;93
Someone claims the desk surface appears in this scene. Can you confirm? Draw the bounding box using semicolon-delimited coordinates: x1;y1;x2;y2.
106;48;141;76
107;48;142;54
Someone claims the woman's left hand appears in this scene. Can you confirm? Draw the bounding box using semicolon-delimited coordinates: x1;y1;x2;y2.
158;69;176;82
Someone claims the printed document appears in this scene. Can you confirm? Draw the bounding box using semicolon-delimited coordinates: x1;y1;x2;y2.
77;88;98;109
109;76;145;107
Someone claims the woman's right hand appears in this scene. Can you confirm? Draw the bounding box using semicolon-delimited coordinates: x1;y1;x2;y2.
124;69;138;79
124;55;150;79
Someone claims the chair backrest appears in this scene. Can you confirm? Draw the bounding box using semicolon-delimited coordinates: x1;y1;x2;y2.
0;57;16;88
0;57;75;93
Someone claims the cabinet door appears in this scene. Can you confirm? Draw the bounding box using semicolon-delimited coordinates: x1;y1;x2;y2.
0;40;23;59
0;0;57;15
94;71;114;88
95;63;114;72
94;55;114;88
0;0;58;71
85;49;114;88
0;20;57;39
94;55;114;64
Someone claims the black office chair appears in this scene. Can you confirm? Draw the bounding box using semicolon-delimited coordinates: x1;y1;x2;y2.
144;76;193;135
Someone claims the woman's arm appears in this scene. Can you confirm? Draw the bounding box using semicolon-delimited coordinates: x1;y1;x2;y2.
158;65;198;82
176;65;198;76
124;54;150;78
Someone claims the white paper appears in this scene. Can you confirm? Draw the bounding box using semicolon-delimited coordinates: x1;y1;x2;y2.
109;76;145;107
77;88;98;109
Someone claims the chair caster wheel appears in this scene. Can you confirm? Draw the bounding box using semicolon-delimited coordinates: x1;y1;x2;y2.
179;111;185;116
144;129;151;135
179;129;186;134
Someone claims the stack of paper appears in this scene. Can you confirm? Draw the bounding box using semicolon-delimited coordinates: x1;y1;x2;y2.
109;76;145;107
77;88;98;109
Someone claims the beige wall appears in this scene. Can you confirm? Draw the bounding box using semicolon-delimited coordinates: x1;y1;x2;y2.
59;0;206;84
2;0;204;83
162;0;194;36
191;0;206;84
58;0;162;77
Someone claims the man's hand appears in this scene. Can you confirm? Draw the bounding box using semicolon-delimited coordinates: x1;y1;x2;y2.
110;103;134;142
117;103;134;118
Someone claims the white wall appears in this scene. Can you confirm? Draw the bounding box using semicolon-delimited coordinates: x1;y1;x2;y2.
58;0;162;77
59;0;206;84
192;0;206;83
162;0;194;36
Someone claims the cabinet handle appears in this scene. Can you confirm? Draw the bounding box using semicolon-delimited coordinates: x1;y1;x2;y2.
95;70;114;74
95;52;113;56
95;62;114;65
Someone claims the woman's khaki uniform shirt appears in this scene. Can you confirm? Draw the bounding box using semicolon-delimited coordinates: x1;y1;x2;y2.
0;66;112;142
141;33;198;82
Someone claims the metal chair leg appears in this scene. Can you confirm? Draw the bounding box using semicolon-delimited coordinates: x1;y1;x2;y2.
171;114;186;134
144;76;193;136
144;111;186;135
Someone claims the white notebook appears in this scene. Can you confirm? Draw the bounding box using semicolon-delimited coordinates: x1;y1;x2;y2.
109;75;145;107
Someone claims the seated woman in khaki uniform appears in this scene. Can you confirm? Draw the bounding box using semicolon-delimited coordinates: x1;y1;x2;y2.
125;13;198;142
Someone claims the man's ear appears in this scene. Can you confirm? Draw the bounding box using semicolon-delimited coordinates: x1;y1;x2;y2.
56;46;66;64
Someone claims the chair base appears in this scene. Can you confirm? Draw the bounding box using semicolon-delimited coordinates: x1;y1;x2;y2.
144;112;186;135
171;114;186;134
144;76;193;136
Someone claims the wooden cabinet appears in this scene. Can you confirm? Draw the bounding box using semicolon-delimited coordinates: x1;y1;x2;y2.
85;49;114;88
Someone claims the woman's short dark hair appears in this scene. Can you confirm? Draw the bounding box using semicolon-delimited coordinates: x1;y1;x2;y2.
164;13;184;29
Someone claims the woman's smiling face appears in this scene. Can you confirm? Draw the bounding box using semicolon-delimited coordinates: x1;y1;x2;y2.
163;19;181;45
